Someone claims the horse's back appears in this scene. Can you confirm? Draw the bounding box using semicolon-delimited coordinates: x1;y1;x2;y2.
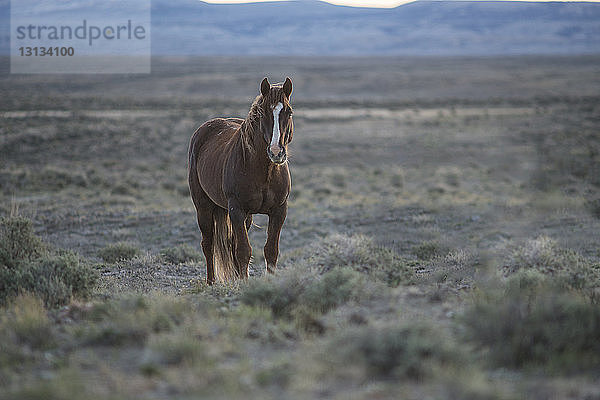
189;117;242;165
189;117;243;208
190;118;241;151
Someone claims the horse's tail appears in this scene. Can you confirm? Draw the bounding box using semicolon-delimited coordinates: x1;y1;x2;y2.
212;206;238;282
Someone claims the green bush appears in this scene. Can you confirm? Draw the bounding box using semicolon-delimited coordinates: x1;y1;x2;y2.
323;323;465;381
506;236;600;298
0;252;98;309
97;242;140;263
0;216;46;268
146;333;206;366
412;240;450;260
240;272;304;319
463;272;600;372
2;370;102;400
241;268;369;323
0;295;56;382
302;268;365;314
0;217;97;308
83;321;149;347
38;167;88;190
427;249;480;293
308;234;415;286
509;236;577;274
0;294;54;350
255;361;293;388
160;244;203;264
76;295;196;347
240;235;410;330
0;167;88;194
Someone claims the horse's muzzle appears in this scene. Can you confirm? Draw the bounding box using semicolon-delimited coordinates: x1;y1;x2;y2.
267;148;287;164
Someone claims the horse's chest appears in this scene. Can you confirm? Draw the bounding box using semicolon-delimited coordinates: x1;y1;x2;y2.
262;186;284;208
224;161;290;214
246;185;285;213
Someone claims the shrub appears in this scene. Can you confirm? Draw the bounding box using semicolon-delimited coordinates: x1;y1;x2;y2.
0;295;55;384
427;249;480;294
412;240;450;260
240;272;305;319
2;370;101;400
509;236;571;274
97;242;140;263
0;217;98;308
0;216;46;268
255;360;293;388
505;236;600;298
77;295;196;347
390;172;404;188
0;167;88;194
323;323;465;381
308;234;415;286
83;321;149;347
301;268;365;314
0;294;54;350
38;167;88;190
240;268;370;325
0;252;98;308
463;272;600;372
160;244;203;264
587;197;600;219
146;333;206;366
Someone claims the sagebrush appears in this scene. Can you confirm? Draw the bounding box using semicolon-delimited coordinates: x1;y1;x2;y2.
0;217;97;308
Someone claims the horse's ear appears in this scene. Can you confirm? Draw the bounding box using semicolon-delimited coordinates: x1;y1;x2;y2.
260;77;270;97
283;77;293;99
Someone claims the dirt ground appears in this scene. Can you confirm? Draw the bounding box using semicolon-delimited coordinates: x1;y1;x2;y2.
1;56;600;399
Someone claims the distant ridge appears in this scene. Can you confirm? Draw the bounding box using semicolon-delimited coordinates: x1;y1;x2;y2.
155;0;600;55
1;0;599;55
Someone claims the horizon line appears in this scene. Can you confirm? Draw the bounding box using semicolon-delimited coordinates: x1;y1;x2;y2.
202;0;600;8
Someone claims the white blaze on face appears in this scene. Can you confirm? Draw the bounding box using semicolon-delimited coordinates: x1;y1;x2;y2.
270;102;284;155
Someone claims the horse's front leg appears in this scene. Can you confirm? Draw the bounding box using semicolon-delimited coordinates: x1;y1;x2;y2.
228;198;252;278
264;202;287;274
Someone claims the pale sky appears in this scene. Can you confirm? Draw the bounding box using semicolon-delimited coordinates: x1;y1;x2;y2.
204;0;600;7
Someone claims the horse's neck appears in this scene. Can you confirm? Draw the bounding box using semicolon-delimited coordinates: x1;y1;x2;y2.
239;119;270;169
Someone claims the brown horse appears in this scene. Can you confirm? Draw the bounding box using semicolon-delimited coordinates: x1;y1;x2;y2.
188;77;294;284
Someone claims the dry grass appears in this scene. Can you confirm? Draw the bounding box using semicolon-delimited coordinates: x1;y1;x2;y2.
1;56;599;399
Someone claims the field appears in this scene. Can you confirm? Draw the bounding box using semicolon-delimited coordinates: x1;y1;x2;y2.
1;55;600;399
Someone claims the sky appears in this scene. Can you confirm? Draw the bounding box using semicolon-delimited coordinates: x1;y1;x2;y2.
203;0;407;5
203;0;600;7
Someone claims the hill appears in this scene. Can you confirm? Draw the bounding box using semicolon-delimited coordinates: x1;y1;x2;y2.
151;0;600;55
1;0;599;55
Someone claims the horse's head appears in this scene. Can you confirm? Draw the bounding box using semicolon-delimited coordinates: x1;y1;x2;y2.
258;77;293;165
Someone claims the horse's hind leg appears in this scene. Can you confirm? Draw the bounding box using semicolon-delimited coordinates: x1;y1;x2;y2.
228;199;252;278
189;172;217;284
264;203;287;274
197;206;216;284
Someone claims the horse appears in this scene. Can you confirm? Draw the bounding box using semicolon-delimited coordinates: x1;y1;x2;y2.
188;77;294;284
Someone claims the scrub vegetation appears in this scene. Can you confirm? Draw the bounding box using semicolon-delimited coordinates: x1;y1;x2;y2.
1;56;599;399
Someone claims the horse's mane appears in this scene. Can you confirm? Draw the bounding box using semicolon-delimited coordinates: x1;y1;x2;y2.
239;86;290;158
